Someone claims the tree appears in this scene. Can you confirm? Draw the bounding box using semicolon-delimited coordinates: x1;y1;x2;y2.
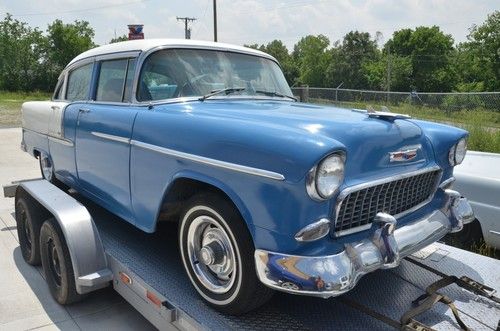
386;26;455;91
0;14;48;91
110;35;129;44
292;35;331;87
326;31;379;89
46;20;96;81
457;10;499;91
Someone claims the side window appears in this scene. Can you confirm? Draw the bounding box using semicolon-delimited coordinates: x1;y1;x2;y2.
96;59;128;102
123;58;137;102
138;54;177;102
66;63;93;101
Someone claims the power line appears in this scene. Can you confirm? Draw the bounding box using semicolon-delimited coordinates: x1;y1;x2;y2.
176;17;197;39
4;0;151;17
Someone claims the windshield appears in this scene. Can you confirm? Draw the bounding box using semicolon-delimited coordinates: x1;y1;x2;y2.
137;48;293;102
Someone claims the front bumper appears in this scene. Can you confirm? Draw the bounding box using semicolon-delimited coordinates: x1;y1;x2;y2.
254;189;474;298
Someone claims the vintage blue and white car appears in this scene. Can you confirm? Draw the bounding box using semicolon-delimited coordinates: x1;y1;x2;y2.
20;39;474;315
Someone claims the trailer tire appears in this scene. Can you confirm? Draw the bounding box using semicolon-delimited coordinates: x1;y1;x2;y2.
40;218;84;305
179;192;274;315
16;196;45;265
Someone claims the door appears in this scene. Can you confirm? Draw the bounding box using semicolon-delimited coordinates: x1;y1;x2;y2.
75;58;138;222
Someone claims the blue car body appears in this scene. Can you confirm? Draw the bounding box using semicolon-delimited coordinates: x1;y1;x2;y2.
20;40;473;303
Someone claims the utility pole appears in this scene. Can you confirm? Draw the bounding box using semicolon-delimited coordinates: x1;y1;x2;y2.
176;17;196;39
213;0;218;42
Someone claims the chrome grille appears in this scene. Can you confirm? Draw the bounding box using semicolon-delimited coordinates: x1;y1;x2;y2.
334;169;441;235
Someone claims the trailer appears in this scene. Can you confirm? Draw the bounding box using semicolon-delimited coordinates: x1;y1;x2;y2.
3;179;500;331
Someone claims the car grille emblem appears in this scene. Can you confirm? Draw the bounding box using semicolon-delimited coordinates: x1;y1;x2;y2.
389;147;419;162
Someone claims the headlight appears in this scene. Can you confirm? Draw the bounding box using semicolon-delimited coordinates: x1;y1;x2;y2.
307;153;345;200
448;138;467;166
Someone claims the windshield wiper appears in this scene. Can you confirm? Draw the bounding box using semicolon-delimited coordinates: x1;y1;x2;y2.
254;90;297;101
199;87;246;101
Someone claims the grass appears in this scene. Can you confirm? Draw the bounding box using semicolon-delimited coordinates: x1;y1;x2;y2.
1;91;499;153
0;91;51;127
311;98;500;154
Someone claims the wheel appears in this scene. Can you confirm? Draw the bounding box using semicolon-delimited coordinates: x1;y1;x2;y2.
16;195;47;265
39;153;66;189
40;218;84;304
39;154;55;182
444;219;483;248
179;192;273;315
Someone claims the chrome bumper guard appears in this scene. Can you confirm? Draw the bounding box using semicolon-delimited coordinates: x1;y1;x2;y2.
254;189;474;298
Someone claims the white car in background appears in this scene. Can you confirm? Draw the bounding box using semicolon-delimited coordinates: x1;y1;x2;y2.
451;151;500;249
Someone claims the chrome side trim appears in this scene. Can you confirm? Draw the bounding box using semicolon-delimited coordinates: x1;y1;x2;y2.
131;140;285;181
91;131;130;144
334;166;442;237
48;135;74;147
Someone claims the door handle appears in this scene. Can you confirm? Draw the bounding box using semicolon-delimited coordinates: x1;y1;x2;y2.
79;108;91;114
51;105;60;111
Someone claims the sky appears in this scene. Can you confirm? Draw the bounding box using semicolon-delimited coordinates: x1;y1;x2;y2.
0;0;498;49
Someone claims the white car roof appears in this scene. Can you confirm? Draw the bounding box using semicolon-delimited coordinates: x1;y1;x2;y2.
68;38;276;66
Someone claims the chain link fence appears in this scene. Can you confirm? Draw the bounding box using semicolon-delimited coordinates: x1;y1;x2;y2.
291;87;500;112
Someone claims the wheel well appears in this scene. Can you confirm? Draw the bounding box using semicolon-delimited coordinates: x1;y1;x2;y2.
157;178;240;223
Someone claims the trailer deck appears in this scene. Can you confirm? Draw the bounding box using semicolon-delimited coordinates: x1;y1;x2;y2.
3;180;499;331
83;195;499;330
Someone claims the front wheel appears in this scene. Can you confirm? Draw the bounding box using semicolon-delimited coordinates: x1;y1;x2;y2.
179;193;273;315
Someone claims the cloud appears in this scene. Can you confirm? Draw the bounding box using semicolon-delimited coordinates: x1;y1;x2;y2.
1;0;497;48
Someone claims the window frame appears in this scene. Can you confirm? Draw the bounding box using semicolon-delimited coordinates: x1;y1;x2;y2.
132;46;284;105
91;51;141;105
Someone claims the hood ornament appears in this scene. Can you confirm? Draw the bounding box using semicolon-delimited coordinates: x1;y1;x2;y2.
389;146;420;162
353;105;411;121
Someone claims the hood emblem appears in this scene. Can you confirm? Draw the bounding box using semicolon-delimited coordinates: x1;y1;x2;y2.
389;147;419;162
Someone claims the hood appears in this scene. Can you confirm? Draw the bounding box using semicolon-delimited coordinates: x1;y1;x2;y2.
152;100;437;183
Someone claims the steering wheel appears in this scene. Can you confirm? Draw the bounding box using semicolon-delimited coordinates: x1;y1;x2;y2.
178;74;211;97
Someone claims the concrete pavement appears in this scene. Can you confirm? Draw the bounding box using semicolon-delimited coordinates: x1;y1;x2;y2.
0;128;155;330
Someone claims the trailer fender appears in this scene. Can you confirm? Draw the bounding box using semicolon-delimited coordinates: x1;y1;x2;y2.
16;180;112;294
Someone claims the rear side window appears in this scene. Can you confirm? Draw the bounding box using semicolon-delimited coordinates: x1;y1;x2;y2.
96;59;128;102
66;63;93;101
96;58;136;103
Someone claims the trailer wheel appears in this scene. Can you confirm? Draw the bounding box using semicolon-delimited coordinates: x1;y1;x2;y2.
16;195;45;265
40;218;84;304
179;192;273;315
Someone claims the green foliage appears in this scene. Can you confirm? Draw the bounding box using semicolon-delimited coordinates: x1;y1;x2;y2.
0;14;96;92
46;19;96;86
326;31;379;89
386;26;456;92
292;35;331;87
0;14;48;91
110;35;129;44
457;11;500;91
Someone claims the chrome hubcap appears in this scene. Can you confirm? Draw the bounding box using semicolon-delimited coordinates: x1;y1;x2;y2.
281;282;299;290
40;156;53;181
187;216;236;294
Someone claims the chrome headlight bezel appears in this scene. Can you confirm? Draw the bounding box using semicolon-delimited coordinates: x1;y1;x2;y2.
448;138;467;166
307;153;346;201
